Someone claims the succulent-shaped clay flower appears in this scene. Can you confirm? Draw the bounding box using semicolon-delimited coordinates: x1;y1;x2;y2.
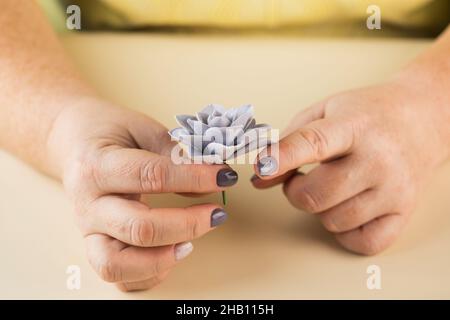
169;104;271;164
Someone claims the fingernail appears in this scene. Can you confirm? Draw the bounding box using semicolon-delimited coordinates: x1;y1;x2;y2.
211;208;228;227
250;174;260;182
174;242;194;261
257;156;278;176
216;168;238;187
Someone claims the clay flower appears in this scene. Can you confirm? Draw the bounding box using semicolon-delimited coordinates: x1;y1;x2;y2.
169;104;271;164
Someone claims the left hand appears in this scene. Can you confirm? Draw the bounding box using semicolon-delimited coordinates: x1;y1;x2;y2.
252;80;450;255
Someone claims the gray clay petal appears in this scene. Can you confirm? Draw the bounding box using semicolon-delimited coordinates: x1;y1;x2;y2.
175;114;196;134
224;107;238;121
208;115;231;127
224;126;245;146
254;123;271;129
187;119;209;135
203;127;226;145
196;112;209;124
203;143;237;161
168;127;189;141
179;134;210;151
235;104;253;118
203;126;244;146
201;104;225;116
187;143;225;164
236;126;271;145
236;130;258;146
244;118;256;131
232;137;270;159
187;147;222;164
231;111;253;127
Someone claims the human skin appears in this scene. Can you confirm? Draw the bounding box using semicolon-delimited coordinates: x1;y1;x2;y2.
253;26;450;255
0;0;237;291
1;1;449;292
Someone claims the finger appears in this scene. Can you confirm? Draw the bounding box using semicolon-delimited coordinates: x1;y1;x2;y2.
125;112;174;154
318;189;391;233
251;170;298;189
282;156;376;213
86;234;194;283
95;147;238;194
255;117;360;179
281;102;325;138
334;214;407;256
83;196;227;247
256;102;325;182
116;270;171;292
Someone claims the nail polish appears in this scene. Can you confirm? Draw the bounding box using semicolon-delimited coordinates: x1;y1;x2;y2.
216;168;238;187
174;242;194;261
211;208;228;227
257;156;278;176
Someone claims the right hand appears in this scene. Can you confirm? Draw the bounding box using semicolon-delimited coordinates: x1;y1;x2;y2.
51;101;237;291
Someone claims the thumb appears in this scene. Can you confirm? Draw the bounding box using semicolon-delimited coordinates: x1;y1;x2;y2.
255;117;358;179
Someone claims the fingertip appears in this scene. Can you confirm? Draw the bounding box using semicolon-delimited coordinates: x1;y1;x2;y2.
250;174;264;188
250;174;278;189
281;172;307;209
254;145;281;179
252;169;299;190
184;203;228;231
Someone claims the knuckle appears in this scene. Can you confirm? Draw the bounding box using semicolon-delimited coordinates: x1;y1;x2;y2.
74;213;90;235
320;199;361;232
75;197;101;230
297;127;328;160
185;212;201;240
140;158;169;193
357;232;383;256
63;149;99;196
129;218;156;246
296;184;323;213
73;205;87;220
94;254;122;283
190;168;204;191
320;213;340;233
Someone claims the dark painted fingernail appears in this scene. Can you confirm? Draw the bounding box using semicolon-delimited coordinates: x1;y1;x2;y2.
216;168;238;187
211;208;228;227
250;174;260;182
257;156;278;176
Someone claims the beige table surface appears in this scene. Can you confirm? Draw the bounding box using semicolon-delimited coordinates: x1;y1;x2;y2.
1;33;450;299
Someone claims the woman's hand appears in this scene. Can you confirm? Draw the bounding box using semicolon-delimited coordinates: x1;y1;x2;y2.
0;0;238;292
49;100;236;291
252;79;450;255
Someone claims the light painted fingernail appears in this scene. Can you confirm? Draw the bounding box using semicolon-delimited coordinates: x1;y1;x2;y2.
175;242;194;261
257;156;278;176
